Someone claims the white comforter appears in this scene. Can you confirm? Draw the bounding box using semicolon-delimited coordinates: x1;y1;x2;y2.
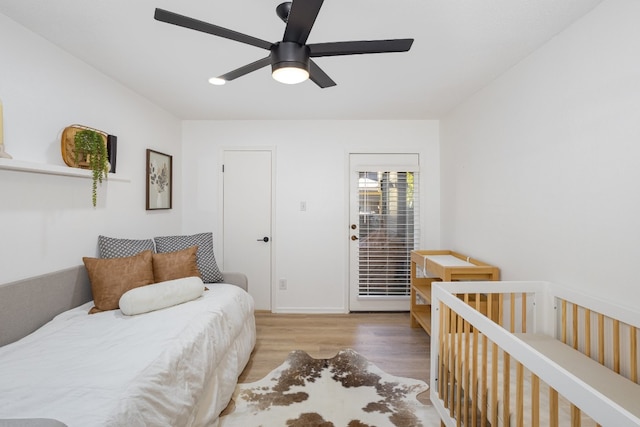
0;284;256;427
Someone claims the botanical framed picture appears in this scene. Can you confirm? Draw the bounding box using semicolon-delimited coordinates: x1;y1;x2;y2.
146;149;172;210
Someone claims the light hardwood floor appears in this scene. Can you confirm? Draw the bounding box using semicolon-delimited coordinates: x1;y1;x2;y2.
238;311;432;403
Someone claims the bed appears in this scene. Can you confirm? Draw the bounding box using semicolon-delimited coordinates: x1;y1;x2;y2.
430;280;640;427
0;265;256;427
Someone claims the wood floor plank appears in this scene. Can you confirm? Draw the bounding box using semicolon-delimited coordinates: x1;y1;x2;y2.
238;312;432;403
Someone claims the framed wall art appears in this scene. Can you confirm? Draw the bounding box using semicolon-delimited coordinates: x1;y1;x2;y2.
146;149;172;210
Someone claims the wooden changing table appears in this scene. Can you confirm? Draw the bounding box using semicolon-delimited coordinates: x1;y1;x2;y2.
410;250;500;335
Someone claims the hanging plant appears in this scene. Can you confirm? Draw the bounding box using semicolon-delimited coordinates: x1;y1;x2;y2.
74;129;109;207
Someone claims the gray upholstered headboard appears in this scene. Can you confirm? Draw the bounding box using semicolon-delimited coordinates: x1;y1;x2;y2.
0;267;248;348
0;266;93;347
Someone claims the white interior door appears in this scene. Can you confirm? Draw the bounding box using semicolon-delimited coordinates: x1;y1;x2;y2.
349;153;421;311
223;149;273;311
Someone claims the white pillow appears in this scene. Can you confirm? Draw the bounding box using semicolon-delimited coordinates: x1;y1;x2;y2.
119;276;204;316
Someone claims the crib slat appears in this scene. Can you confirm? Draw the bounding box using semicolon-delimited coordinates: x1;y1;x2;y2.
562;299;568;345
522;292;527;333
449;308;456;417
481;334;488;427
449;308;455;418
632;326;638;383
439;302;447;400
598;313;605;365
573;302;579;350
462;297;470;427
484;290;492;427
491;341;498;427
503;352;510;427
532;374;540;427
570;404;581;427
550;388;559;427
489;293;499;323
613;319;620;374
585;308;591;358
516;362;524;427
438;302;449;398
511;293;516;333
456;309;463;426
443;303;450;408
472;323;479;427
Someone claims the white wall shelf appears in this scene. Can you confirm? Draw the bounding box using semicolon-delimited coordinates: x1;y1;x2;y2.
0;158;130;182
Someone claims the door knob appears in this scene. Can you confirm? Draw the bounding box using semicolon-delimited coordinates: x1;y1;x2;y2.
351;235;359;241
257;237;270;242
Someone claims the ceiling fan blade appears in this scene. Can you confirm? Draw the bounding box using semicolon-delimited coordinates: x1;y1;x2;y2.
217;56;272;82
309;60;336;88
282;0;324;45
309;39;414;57
154;8;273;50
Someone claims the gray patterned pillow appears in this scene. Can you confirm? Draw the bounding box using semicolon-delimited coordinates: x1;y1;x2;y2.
98;235;155;258
153;232;223;283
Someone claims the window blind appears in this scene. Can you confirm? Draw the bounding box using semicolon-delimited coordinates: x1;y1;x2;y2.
357;171;420;297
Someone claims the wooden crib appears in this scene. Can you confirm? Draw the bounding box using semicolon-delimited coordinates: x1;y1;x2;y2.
430;281;640;427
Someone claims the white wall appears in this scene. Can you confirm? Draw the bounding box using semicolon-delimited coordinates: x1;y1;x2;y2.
440;0;640;307
182;120;440;312
0;13;182;284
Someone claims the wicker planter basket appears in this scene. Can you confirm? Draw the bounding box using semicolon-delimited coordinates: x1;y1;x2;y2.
61;124;108;169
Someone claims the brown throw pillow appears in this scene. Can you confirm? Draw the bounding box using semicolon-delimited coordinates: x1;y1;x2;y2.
83;250;154;314
152;246;201;283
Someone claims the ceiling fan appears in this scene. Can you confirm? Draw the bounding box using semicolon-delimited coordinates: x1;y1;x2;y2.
154;0;414;88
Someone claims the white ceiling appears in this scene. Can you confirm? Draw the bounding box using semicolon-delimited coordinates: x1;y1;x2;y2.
0;0;602;120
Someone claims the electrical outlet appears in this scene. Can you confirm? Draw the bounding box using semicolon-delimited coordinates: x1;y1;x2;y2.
279;278;287;290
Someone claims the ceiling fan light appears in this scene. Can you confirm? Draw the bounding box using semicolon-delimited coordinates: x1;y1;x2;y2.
208;77;226;86
271;42;310;85
272;66;309;84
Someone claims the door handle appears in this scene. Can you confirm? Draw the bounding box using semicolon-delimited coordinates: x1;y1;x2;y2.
257;237;270;242
351;235;358;241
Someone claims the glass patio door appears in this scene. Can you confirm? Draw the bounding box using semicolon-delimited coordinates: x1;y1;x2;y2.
348;153;420;311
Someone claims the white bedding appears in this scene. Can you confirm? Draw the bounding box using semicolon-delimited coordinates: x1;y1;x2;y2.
0;283;256;427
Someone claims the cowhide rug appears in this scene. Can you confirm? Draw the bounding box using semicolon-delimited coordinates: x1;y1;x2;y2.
218;349;440;427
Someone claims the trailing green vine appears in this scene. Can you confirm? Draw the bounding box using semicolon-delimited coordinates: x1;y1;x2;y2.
74;129;108;207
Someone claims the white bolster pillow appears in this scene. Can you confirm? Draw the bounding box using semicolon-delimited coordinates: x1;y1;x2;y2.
119;276;205;316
